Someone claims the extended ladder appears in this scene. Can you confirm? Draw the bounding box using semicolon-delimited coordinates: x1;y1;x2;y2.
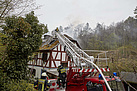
52;29;112;91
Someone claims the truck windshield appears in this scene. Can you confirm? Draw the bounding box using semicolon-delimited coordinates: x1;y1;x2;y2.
106;79;125;91
86;81;103;91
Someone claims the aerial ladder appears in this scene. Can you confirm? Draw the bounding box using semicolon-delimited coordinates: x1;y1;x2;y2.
52;28;112;91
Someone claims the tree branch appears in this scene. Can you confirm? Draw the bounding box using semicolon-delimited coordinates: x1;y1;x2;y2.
0;0;13;19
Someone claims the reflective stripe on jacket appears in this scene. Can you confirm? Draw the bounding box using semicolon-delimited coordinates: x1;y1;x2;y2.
38;79;45;91
60;68;66;73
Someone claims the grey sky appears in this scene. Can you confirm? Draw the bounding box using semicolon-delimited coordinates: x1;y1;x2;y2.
35;0;137;31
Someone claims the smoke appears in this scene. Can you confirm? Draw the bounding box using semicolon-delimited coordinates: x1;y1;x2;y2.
59;22;94;41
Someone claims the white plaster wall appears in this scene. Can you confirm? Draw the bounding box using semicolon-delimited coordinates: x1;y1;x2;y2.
46;61;49;67
68;61;70;67
56;52;61;59
51;61;55;67
62;53;66;61
55;61;60;67
28;65;42;79
58;44;60;51
38;53;43;58
28;65;59;78
52;52;57;59
61;45;64;51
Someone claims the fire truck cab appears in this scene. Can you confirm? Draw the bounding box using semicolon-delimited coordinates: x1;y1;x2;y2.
85;76;125;91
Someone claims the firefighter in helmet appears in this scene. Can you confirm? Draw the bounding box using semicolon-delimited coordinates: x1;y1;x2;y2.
34;72;50;91
57;64;66;88
55;27;59;32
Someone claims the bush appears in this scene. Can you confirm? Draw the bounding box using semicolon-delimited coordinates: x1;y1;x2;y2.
4;80;36;91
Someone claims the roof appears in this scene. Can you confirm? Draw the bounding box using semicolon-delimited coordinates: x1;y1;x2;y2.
39;34;80;51
64;34;81;48
39;39;59;50
121;72;137;83
39;36;59;50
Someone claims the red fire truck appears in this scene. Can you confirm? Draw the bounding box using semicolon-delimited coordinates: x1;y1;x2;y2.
35;28;125;91
48;67;125;91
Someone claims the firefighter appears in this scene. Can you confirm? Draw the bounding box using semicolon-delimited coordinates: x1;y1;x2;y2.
34;72;50;91
57;64;66;88
55;27;59;32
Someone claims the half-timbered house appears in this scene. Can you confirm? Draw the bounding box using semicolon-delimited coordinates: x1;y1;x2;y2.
28;34;81;78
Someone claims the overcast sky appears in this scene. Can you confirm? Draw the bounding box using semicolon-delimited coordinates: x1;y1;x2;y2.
35;0;137;31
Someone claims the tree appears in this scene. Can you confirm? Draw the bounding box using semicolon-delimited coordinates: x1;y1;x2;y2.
134;6;137;18
0;33;7;65
1;11;48;80
0;0;38;27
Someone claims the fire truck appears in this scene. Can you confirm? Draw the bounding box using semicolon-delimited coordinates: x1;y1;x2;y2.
36;28;125;91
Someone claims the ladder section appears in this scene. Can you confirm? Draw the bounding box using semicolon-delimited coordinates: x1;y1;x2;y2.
55;31;93;67
52;29;112;91
58;32;90;59
55;32;79;66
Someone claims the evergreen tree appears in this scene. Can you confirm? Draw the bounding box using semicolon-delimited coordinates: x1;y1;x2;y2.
1;11;48;80
134;6;137;18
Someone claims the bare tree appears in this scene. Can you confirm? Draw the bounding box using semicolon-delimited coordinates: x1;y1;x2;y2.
0;0;39;26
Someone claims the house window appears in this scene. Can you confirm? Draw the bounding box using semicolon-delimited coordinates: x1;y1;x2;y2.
68;56;71;61
32;69;36;76
42;52;47;62
34;55;38;61
64;45;66;51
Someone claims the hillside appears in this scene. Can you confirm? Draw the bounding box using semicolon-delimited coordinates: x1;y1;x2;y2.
84;46;137;77
88;46;137;74
107;46;137;73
